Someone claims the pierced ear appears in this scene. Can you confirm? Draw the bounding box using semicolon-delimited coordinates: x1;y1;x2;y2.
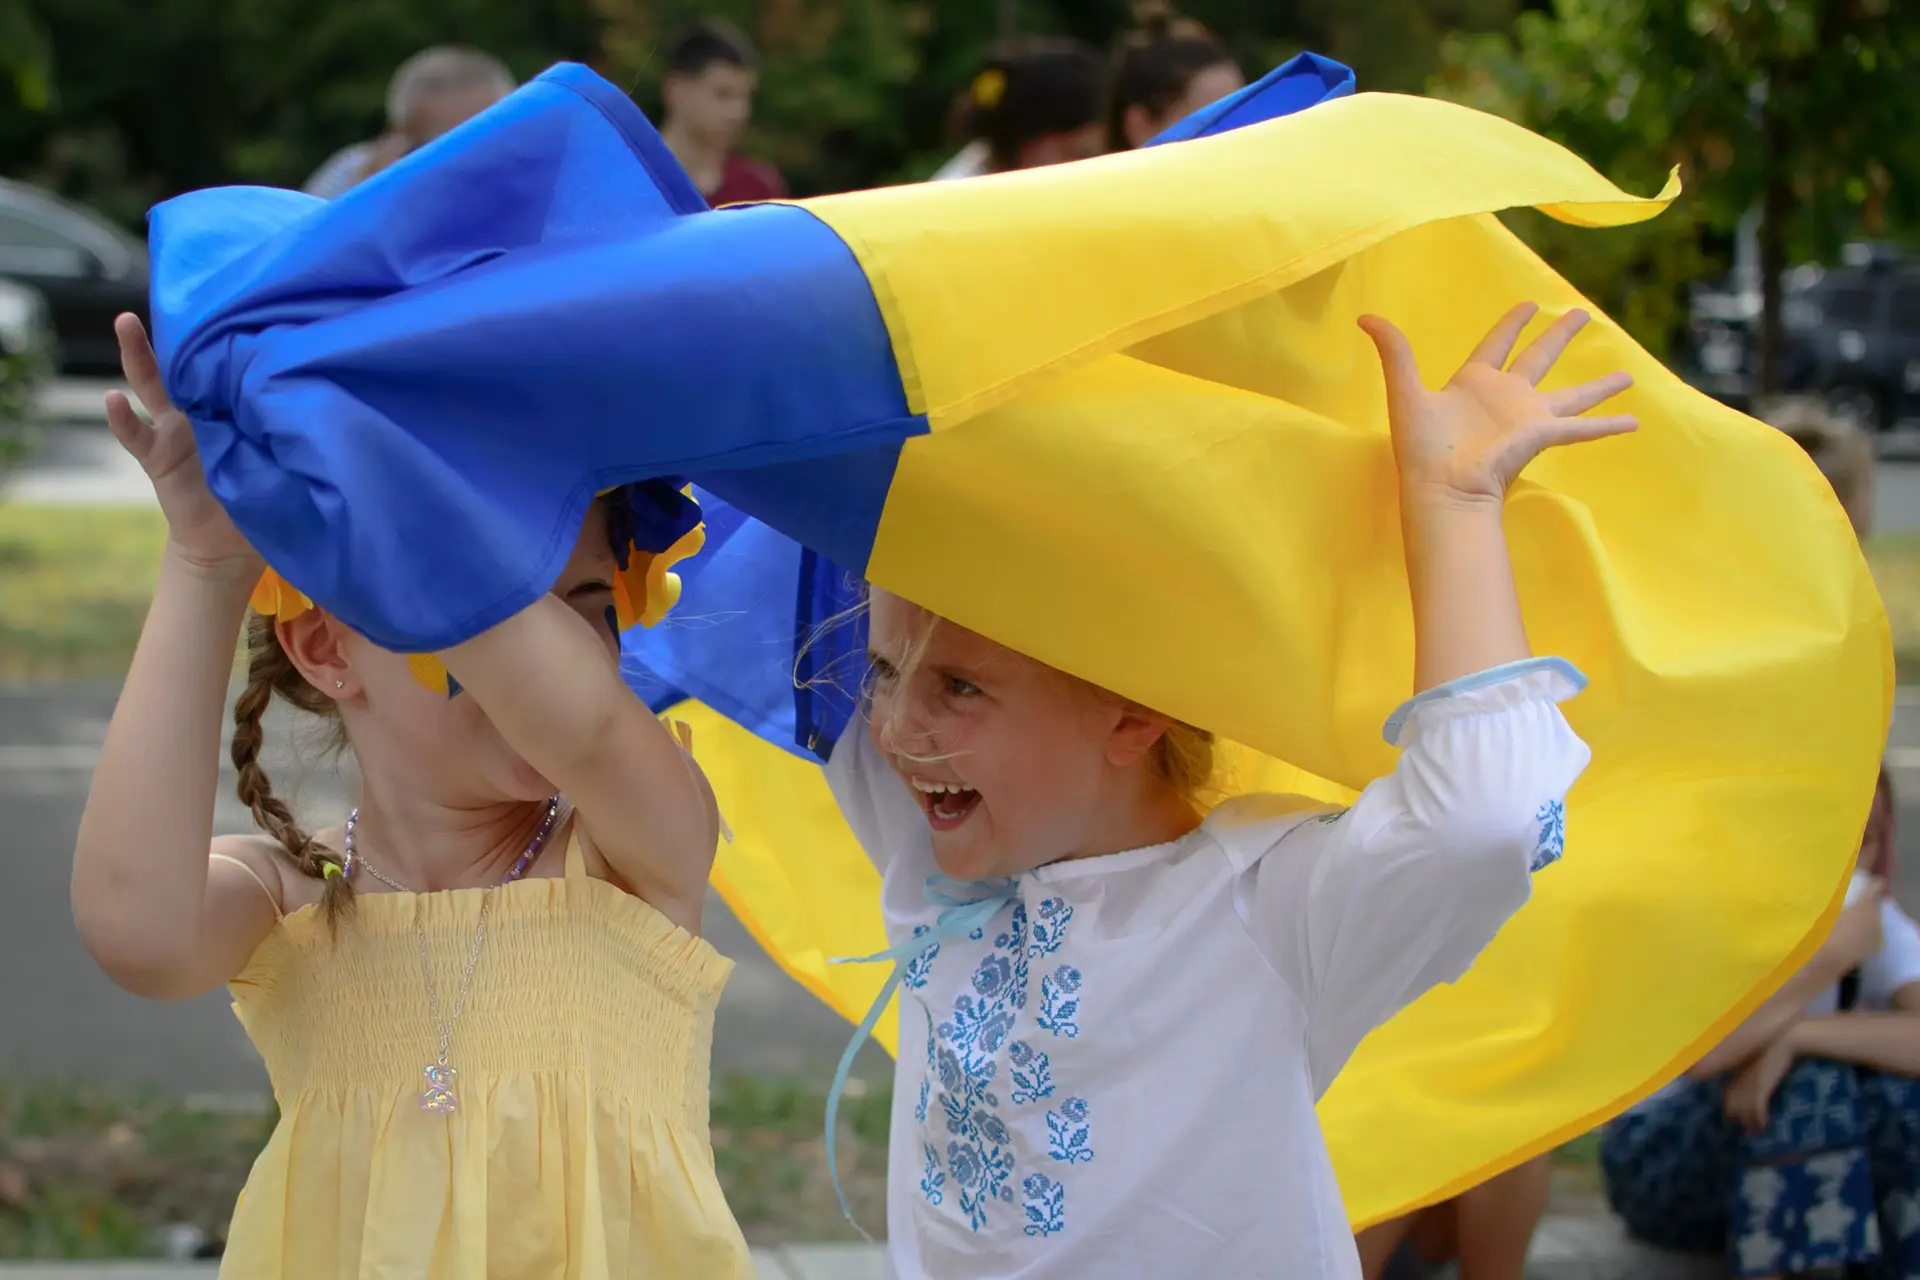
277;611;353;698
1105;704;1170;769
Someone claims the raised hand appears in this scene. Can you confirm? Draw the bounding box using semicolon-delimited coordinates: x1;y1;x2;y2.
103;314;257;576
1360;302;1637;506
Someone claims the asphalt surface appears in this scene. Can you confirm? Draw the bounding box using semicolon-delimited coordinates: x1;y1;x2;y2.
4;406;1918;1099
0;682;891;1094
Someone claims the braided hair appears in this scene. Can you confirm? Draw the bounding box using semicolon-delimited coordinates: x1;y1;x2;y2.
232;611;355;928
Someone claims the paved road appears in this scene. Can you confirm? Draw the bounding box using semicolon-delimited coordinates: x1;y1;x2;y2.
4;409;1917;1100
0;682;890;1094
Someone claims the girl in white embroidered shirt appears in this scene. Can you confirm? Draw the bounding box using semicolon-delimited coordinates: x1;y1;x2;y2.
821;303;1629;1279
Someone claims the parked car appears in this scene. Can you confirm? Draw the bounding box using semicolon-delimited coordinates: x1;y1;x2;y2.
0;178;148;375
1685;243;1920;430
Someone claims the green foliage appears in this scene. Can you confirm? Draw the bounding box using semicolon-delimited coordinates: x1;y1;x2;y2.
0;0;52;110
0;342;49;484
11;0;1911;374
2;0;601;227
0;0;1539;221
1434;0;1920;365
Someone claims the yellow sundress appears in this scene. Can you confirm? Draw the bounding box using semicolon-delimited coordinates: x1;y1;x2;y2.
218;837;752;1277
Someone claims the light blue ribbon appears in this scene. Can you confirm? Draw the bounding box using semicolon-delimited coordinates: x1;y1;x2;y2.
823;874;1022;1239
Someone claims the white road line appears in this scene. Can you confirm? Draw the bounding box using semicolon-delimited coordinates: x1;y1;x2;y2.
0;745;103;770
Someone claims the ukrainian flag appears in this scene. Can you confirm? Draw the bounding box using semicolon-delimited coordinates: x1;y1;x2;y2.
149;60;1888;1225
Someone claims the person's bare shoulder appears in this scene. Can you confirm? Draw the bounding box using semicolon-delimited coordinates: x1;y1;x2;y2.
209;832;316;918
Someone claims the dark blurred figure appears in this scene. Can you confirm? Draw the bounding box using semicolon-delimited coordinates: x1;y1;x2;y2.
930;37;1107;180
659;20;786;207
1107;3;1244;150
304;47;515;198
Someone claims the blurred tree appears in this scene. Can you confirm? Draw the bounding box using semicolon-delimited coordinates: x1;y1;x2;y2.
0;0;598;227
0;0;1556;222
0;0;52;111
1435;0;1920;375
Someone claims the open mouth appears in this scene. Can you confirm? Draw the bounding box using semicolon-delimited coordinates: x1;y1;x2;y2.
910;779;981;831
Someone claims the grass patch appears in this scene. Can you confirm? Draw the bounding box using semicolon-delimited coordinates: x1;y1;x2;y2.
0;1082;272;1259
711;1074;890;1244
6;503;1920;686
0;1074;890;1259
0;504;165;680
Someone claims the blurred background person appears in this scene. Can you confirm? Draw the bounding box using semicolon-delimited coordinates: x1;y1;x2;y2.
929;37;1106;180
658;20;786;207
302;46;515;198
1106;3;1245;150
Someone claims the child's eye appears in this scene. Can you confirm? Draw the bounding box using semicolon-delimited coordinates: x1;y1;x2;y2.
869;658;898;685
944;675;980;698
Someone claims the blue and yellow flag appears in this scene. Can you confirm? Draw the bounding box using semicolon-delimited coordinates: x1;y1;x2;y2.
150;60;1888;1225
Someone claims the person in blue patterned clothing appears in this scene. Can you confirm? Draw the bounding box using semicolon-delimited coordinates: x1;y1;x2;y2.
816;303;1630;1278
1600;768;1920;1280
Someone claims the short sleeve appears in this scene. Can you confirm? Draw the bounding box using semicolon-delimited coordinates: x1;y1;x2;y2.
822;708;925;875
1242;659;1591;1096
1861;900;1920;1009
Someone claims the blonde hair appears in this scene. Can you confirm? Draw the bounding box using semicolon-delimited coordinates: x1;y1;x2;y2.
825;590;1218;807
232;613;356;929
1760;393;1874;536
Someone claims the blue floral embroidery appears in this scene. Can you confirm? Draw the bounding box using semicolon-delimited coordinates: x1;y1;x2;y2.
921;1142;946;1204
902;924;940;991
1022;1173;1065;1237
1008;1040;1055;1104
1030;897;1073;957
1532;799;1566;871
1037;965;1082;1038
1047;1097;1095;1164
914;891;1095;1234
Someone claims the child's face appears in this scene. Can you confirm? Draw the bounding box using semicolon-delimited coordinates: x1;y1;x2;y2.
330;505;624;805
865;591;1166;880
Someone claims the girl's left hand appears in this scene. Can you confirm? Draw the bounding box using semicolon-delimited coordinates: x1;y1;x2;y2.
1361;302;1637;507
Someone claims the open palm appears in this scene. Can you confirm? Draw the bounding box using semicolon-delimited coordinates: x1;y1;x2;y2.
104;314;256;571
1361;303;1637;504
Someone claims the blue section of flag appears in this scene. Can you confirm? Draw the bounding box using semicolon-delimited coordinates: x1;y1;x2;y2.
1146;52;1355;147
149;62;918;654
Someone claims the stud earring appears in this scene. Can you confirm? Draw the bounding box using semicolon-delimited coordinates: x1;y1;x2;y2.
334;680;345;689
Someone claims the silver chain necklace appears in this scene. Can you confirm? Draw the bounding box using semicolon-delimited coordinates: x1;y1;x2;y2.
339;797;562;1114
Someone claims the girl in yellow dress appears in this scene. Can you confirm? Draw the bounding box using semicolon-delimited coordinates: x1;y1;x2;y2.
70;315;751;1279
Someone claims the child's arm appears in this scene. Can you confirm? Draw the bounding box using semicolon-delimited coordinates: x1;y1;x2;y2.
1364;303;1634;690
1687;878;1885;1078
1724;998;1920;1132
439;597;719;934
1723;904;1920;1129
72;316;282;999
1244;305;1633;1093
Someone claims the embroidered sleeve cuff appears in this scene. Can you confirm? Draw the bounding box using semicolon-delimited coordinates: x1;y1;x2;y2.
1381;656;1587;747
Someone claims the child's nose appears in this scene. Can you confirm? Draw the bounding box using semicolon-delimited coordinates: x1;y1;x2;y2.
875;702;940;756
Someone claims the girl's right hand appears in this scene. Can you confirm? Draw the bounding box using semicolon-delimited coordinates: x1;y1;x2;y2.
104;314;258;577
